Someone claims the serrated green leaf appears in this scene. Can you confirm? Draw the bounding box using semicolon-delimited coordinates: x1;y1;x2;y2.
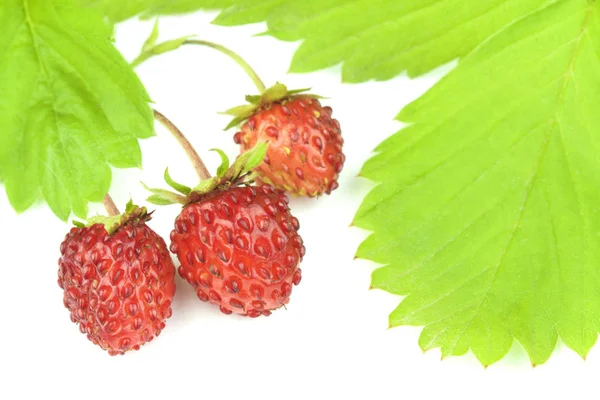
0;0;153;221
210;149;230;177
164;168;192;195
354;0;600;367
80;0;558;82
77;0;237;23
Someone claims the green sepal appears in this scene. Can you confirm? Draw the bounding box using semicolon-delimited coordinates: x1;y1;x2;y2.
190;142;269;196
222;82;319;130
245;94;262;104
76;200;150;235
147;195;179;206
220;104;257;118
141;182;188;205
261;82;289;102
224;116;246;131
287;88;312;95
210;149;230;177
235;141;268;176
142;19;160;52
164;168;191;195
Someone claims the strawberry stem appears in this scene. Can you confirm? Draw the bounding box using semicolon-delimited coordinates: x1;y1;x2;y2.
131;35;266;94
183;39;266;94
103;194;120;217
153;109;211;180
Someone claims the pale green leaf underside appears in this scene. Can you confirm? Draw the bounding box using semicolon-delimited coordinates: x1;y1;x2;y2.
354;0;600;366
0;0;153;221
80;0;559;82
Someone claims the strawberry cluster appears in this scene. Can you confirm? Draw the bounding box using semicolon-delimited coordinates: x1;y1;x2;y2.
56;40;345;356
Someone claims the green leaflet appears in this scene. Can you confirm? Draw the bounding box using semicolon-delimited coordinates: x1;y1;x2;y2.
0;0;153;221
78;0;237;23
77;0;556;81
354;0;600;366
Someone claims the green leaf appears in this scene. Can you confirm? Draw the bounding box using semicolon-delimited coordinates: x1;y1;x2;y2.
78;0;237;23
164;168;192;195
210;149;230;177
120;1;559;81
80;0;559;82
0;0;153;221
354;0;600;366
247;0;555;81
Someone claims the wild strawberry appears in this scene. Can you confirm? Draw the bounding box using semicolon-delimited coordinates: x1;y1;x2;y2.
57;201;176;355
144;121;305;317
170;184;304;317
130;31;344;195
227;84;345;197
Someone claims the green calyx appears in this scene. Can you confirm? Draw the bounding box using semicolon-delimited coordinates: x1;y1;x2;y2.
221;82;317;130
144;141;269;206
72;200;150;235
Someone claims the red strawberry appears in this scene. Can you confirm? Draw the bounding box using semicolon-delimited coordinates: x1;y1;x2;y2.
57;203;176;355
145;140;304;317
226;84;345;197
170;184;304;317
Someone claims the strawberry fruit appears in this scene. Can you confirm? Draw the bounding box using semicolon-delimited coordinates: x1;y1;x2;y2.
227;84;345;197
146;142;305;317
171;184;304;317
58;202;176;355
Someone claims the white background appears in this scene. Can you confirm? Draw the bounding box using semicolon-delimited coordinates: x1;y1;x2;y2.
1;10;597;399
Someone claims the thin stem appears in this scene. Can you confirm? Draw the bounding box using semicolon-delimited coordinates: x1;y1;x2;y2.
131;38;266;94
153;109;211;180
183;39;266;93
130;52;151;69
103;194;120;216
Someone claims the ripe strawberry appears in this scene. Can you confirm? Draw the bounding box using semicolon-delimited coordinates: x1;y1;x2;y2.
145;140;304;317
57;203;176;355
129;31;344;195
170;184;304;317
226;84;345;197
